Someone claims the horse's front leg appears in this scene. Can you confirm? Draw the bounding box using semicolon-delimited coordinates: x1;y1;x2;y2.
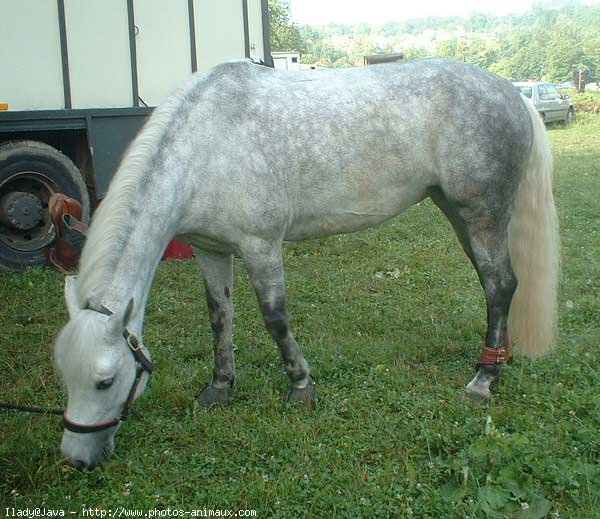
196;251;235;407
242;240;316;409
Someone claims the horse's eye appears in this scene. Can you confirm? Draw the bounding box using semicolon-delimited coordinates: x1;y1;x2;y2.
96;378;114;390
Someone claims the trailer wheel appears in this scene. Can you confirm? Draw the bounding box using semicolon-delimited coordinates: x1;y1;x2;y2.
0;141;90;271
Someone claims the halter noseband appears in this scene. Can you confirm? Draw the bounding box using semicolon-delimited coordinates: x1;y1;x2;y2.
62;330;154;434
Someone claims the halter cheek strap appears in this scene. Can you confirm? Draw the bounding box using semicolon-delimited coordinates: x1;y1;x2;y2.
63;330;154;434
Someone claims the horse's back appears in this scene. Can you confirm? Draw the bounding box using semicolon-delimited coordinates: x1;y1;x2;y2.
178;60;533;242
232;60;530;238
197;59;532;181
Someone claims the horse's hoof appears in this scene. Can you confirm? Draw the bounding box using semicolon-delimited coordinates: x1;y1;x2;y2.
196;383;231;408
463;368;497;402
462;385;492;402
287;379;317;410
463;376;492;404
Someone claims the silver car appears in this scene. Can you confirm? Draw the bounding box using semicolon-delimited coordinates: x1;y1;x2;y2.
513;81;575;123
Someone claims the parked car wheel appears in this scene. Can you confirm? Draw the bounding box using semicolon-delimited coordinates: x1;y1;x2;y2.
565;107;575;124
0;141;89;271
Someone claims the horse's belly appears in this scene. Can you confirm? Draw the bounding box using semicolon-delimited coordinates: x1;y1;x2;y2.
285;212;394;240
284;182;426;241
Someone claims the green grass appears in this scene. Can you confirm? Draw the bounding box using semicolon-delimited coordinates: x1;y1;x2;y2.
1;115;600;518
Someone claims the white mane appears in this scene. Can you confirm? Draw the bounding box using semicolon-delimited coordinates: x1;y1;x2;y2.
75;92;189;308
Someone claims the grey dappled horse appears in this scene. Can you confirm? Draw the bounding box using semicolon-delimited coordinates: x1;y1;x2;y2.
54;59;559;468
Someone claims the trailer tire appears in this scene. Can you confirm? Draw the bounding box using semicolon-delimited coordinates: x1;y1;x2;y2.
0;140;90;271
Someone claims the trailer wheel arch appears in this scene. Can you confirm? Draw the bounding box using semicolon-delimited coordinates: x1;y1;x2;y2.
0;129;95;197
0;140;90;271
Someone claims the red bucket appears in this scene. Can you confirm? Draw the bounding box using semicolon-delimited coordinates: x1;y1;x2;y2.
162;238;193;260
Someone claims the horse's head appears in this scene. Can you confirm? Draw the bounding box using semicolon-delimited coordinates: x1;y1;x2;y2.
54;277;152;469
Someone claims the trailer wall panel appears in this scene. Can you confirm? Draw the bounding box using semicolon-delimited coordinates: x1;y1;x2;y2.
247;0;265;62
134;0;192;106
0;1;64;110
195;0;245;73
65;0;133;108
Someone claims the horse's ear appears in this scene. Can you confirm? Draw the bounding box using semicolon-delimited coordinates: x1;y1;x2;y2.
64;276;82;318
107;298;135;338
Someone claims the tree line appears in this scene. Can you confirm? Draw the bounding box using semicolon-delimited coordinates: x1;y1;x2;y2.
269;0;600;83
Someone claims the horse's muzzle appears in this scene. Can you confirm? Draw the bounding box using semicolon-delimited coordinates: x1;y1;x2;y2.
61;431;114;470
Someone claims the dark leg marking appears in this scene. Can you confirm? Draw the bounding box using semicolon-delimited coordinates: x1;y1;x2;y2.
262;300;289;342
243;244;316;408
260;297;310;386
196;252;235;408
205;285;226;339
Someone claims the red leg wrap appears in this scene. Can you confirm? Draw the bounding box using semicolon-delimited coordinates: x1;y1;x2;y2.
478;340;510;365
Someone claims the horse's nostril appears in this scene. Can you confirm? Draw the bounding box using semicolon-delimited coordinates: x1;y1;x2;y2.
72;459;87;470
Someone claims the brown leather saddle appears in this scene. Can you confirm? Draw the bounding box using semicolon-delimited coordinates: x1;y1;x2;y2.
48;193;89;272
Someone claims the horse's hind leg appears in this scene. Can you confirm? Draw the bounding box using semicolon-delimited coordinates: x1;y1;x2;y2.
241;241;316;408
196;251;235;407
432;191;517;401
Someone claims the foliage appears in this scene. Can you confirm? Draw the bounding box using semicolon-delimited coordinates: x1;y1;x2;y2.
489;28;551;81
544;17;591;82
295;1;600;82
1;115;600;515
437;39;500;70
300;26;352;68
268;0;306;53
572;94;600;114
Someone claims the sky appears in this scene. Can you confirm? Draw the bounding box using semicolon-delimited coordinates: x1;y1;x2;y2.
289;0;600;25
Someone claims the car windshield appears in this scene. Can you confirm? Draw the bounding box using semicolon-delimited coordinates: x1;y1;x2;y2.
515;85;533;98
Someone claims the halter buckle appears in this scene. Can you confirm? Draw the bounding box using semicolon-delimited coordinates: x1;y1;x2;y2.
126;332;142;352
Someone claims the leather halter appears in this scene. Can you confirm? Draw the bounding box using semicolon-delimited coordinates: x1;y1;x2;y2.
62;330;154;434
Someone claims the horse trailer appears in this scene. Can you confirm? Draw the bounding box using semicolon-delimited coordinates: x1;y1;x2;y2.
0;0;272;270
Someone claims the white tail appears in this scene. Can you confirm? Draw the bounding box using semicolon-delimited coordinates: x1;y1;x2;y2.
507;99;560;357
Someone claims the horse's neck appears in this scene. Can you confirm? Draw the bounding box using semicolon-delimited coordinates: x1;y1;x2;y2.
77;89;204;333
108;215;173;333
84;185;182;335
